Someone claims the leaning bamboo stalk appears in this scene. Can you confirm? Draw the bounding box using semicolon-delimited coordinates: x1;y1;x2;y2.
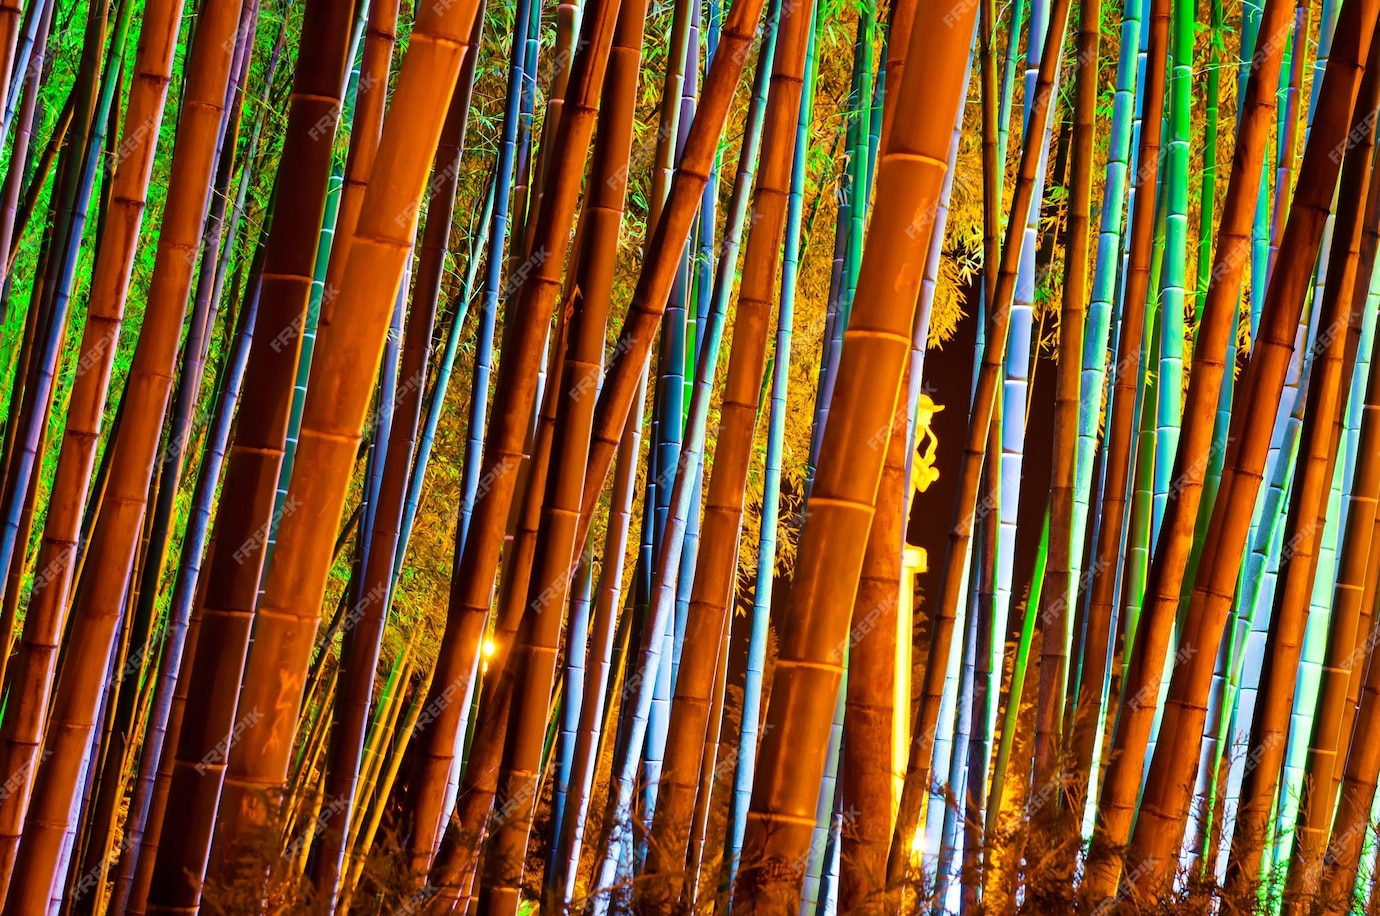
1265;2;1309;287
345;638;414;848
548;406;644;909
0;0;48;150
1;0;105;443
534;0;650;904
0;0;177;903
391;179;494;584
141;0;360;907
1094;0;1293;891
412;7;633;904
568;0;771;551
547;548;593;888
1319;464;1380;909
1229;29;1380;901
726;0;973;908
456;0;651;906
1287;77;1380;915
81;12;258;889
1334;201;1380;813
886;0;1074;887
1;88;71;281
0;0;110;705
391;0;537;873
320;0;400;317
416;0;769;887
1032;0;1098;808
0;0;182;842
635;0;814;902
313;20;482;904
197;0;481;899
958;2;1000;905
266;4;372;575
1009;0;1063;790
639;0;704;832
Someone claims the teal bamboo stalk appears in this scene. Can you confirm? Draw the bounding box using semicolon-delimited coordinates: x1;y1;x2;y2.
391;178;493;586
1065;0;1144;808
1152;0;1192;540
455;0;535;555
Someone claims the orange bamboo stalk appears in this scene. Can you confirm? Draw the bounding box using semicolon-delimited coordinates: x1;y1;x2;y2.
0;0;182;860
1225;11;1380;895
888;0;1078;886
638;0;813;902
838;372;907;913
730;0;974;908
313;16;482;904
205;0;482;897
1085;0;1292;891
1287;80;1380;908
0;0;234;906
320;0;399;326
142;0;359;908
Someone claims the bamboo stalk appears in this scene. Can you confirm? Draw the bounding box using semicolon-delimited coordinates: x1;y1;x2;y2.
205;1;482;901
728;0;973;906
313;16;481;904
140;0;363;907
635;0;815;902
887;0;1074;887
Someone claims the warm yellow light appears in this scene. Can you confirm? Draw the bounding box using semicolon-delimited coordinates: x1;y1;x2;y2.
482;638;497;659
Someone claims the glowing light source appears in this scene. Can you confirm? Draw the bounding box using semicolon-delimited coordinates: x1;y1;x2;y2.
482;638;497;659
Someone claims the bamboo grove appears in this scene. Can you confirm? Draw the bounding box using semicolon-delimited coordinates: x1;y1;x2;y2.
5;0;1380;913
